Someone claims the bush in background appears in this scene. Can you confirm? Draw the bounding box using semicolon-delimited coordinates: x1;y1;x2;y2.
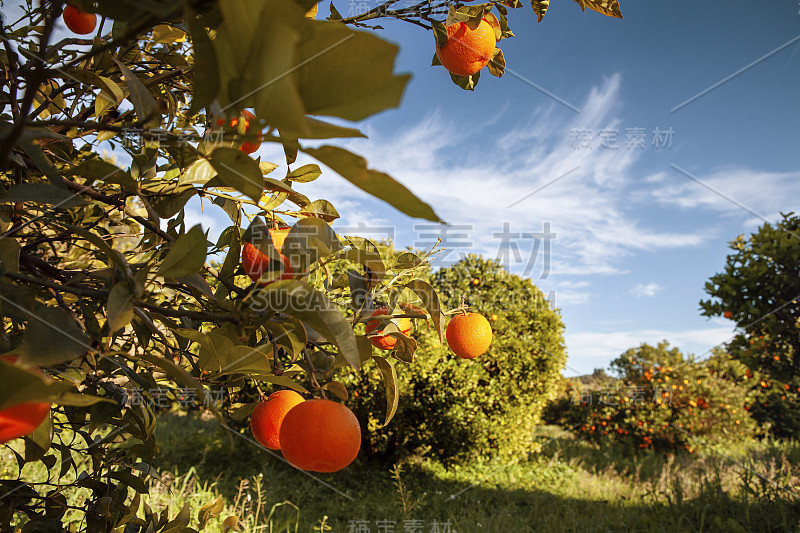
345;255;567;465
546;342;757;454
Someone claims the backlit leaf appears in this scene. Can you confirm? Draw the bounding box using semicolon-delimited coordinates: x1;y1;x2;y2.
372;355;399;427
209;147;266;203
304;145;442;222
157;225;207;278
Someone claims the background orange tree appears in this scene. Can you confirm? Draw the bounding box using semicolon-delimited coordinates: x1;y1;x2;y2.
0;0;621;530
700;213;800;438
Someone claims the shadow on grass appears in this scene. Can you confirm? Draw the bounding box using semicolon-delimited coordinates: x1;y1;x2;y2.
152;411;800;532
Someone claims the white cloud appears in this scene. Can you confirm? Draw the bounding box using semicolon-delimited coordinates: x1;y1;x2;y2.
653;166;800;226
293;73;707;282
631;282;663;298
564;325;734;375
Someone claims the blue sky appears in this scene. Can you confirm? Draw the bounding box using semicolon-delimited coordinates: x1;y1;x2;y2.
268;1;800;375
9;1;800;375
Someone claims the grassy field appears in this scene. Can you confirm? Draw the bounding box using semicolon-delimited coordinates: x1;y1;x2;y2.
3;411;800;532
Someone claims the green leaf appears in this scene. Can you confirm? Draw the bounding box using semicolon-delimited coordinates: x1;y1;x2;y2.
531;0;550;21
0;237;20;273
574;0;622;18
0;359;73;411
20;307;89;366
488;48;505;78
137;351;227;424
23;411;52;462
297;22;410;121
19;141;68;187
222;515;240;532
188;16;220;115
372;355;399;427
303;145;442;222
252;374;309;393
280;117;366;140
151;24;186;44
107;283;135;333
157;225;207;278
393;252;422;270
218;345;272;376
109;470;148;493
149;189;196;219
341;247;385;287
405;279;446;344
63;70;124;105
113;58;160;125
229;402;257;420
322;380;348;401
282;217;343;272
286;164;322;183
252;280;360;369
209;147;265;203
69;160;138;192
64;223;128;272
329;2;343;20
0;183;85;208
214;1;307;133
450;70;480;91
431;19;449;50
299;199;339;222
198;496;224;529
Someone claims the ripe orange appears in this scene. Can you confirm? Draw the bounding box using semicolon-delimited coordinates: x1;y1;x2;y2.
446;312;492;359
723;310;732;319
241;227;294;285
0;356;50;444
62;5;97;35
365;306;411;351
436;19;497;77
217;110;263;154
250;390;305;450
279;399;361;473
237;110;263;154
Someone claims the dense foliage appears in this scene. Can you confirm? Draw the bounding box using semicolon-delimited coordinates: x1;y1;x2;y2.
346;255;567;465
0;0;622;529
700;213;800;438
546;342;757;454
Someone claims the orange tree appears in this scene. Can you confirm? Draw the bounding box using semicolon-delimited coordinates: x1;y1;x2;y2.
547;342;756;454
700;213;800;438
345;255;567;465
0;0;622;529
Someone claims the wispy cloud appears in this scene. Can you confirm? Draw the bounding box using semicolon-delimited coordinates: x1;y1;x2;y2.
631;282;663;298
564;325;734;375
293;73;706;281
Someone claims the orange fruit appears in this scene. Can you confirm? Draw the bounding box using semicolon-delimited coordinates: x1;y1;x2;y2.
279;399;361;473
723;310;732;319
365;306;411;351
446;312;492;359
0;356;50;444
242;227;294;285
238;110;263;154
435;19;497;77
216;110;263;154
62;5;97;35
250;390;305;450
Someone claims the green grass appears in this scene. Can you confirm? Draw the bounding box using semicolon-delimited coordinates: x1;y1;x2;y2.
4;413;800;532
